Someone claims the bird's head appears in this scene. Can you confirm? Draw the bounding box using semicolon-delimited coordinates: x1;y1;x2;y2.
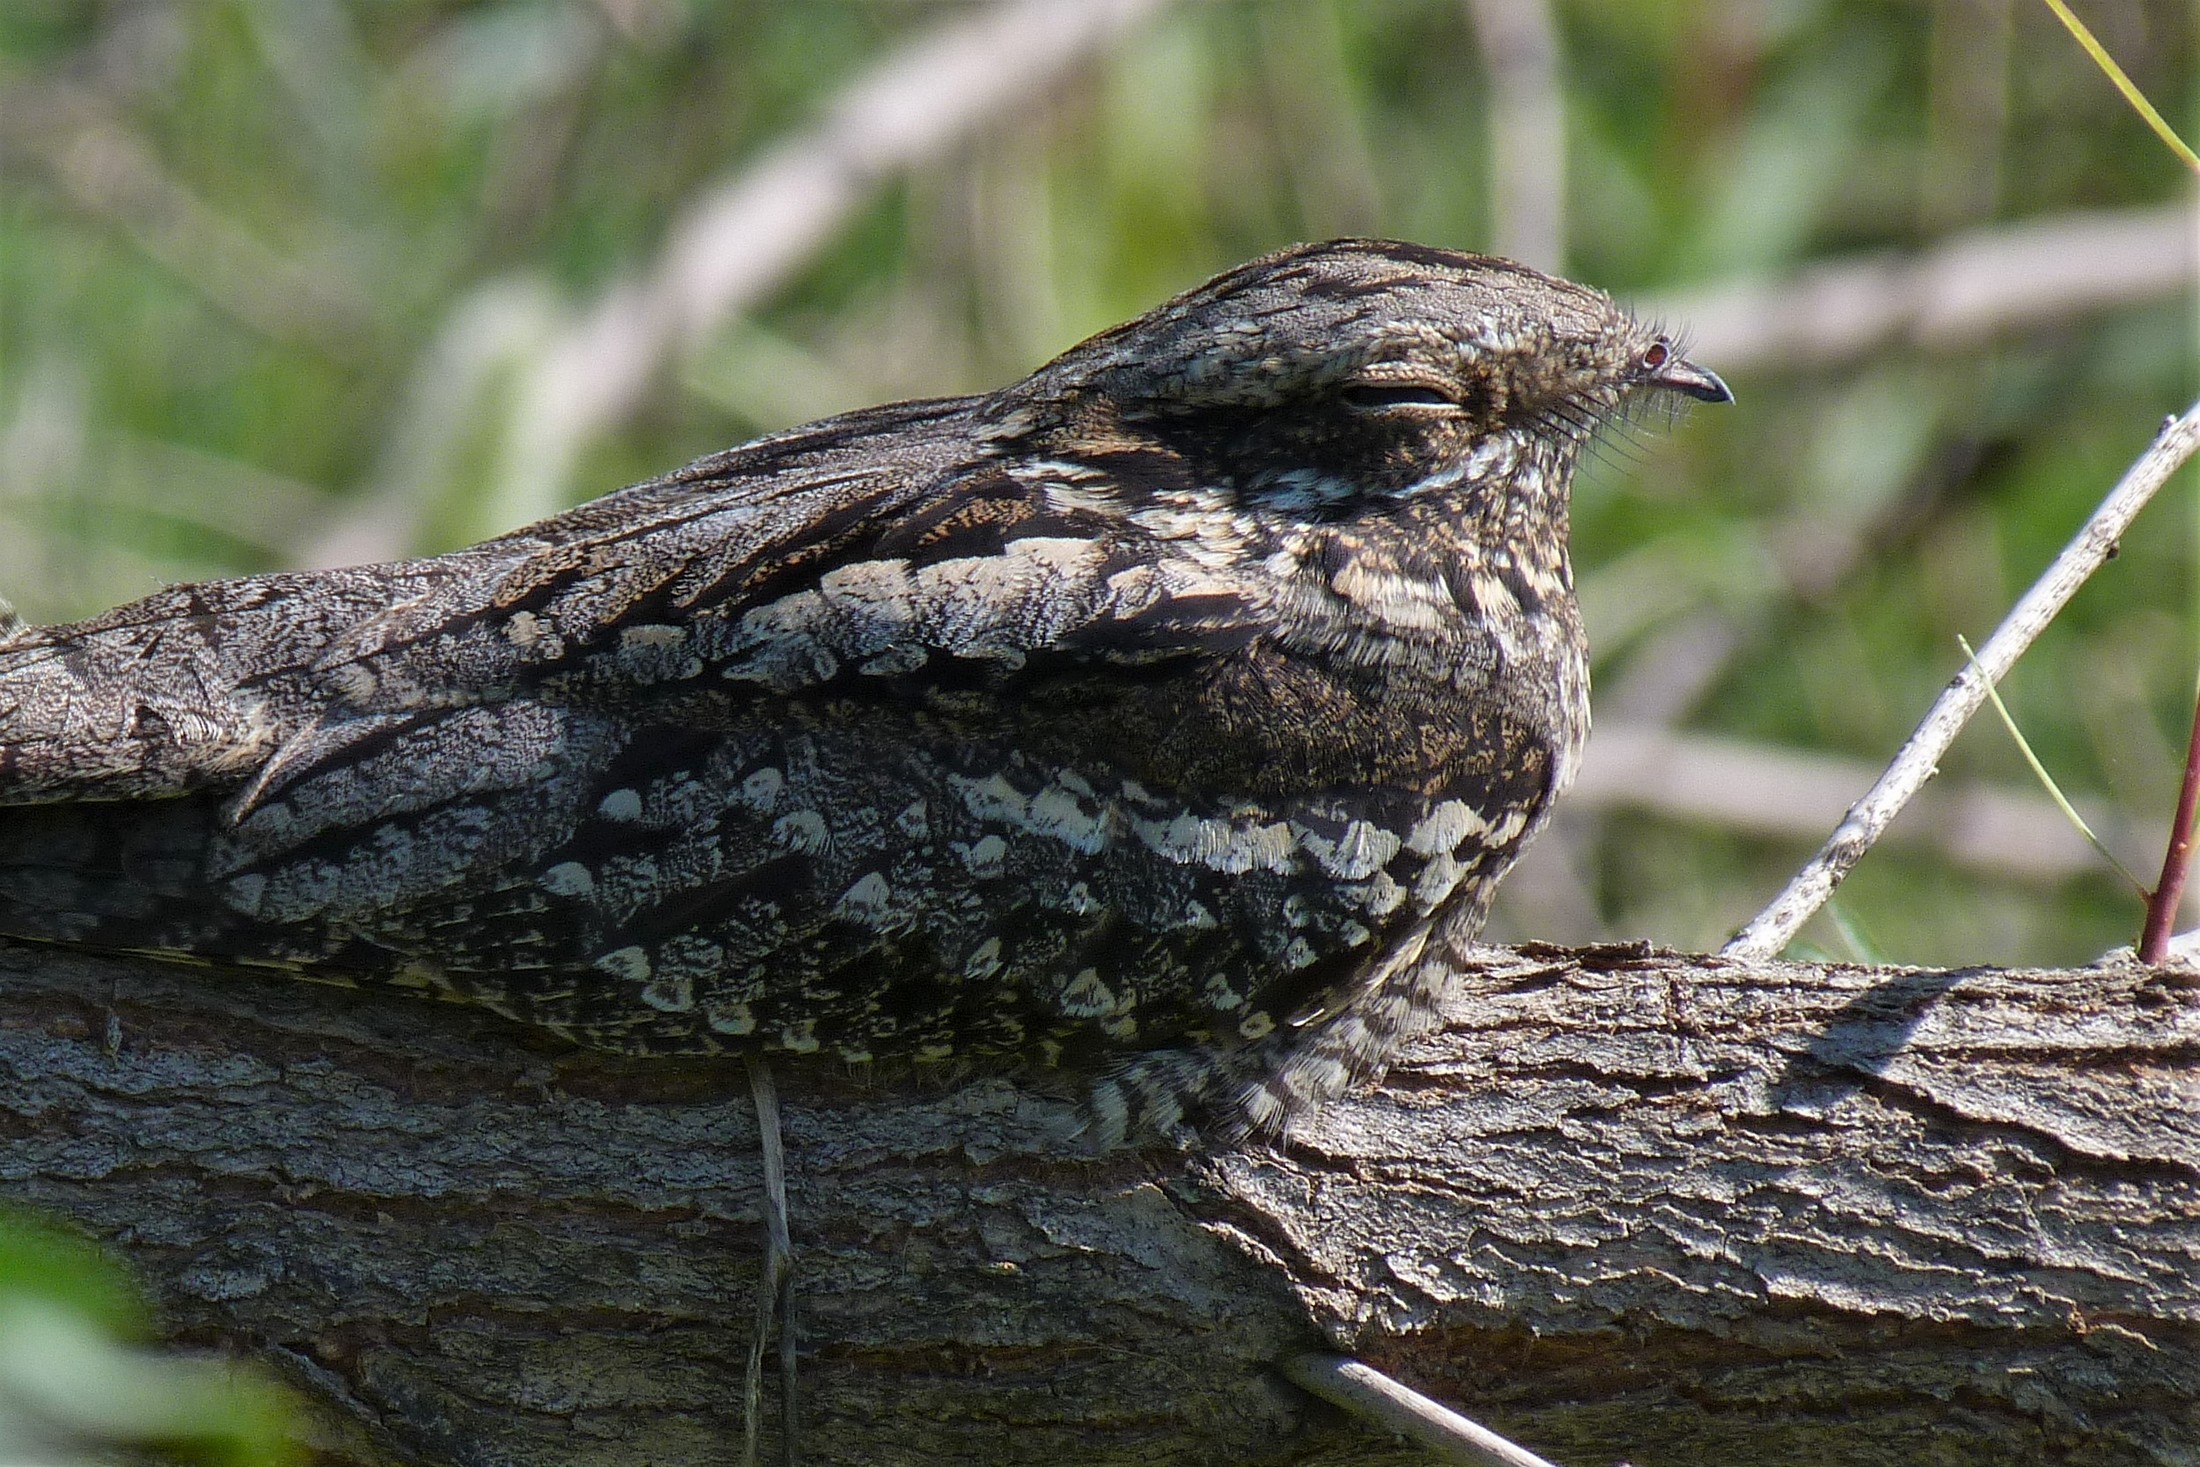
991;239;1728;518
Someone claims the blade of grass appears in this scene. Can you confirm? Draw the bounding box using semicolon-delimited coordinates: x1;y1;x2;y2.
1823;900;1886;965
2039;0;2200;175
1958;634;2149;897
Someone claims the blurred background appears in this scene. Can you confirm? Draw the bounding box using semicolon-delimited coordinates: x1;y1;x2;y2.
0;0;2194;967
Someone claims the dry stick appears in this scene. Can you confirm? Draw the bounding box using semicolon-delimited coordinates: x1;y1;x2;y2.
1724;399;2200;961
2141;687;2200;962
1280;1354;1566;1467
740;1057;795;1467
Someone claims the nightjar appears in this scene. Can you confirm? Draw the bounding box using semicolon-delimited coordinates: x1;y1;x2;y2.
0;240;1727;1144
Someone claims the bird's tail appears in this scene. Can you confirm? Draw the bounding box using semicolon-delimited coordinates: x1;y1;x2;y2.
0;583;288;805
0;582;288;954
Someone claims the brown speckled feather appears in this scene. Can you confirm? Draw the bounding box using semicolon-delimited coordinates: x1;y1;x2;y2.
0;240;1727;1144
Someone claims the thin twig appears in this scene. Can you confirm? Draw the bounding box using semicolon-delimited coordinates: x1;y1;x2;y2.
742;1056;795;1467
2141;687;2200;963
1279;1353;1566;1467
1723;399;2200;960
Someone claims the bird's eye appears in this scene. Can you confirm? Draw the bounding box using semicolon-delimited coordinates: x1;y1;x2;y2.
1641;337;1672;370
1340;383;1457;411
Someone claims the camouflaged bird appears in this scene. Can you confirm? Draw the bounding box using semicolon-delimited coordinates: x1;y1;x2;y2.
0;240;1727;1144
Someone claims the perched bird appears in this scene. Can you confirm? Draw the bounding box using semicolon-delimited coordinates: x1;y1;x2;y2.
0;239;1727;1146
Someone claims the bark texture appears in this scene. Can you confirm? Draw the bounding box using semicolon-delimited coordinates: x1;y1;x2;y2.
0;937;2194;1466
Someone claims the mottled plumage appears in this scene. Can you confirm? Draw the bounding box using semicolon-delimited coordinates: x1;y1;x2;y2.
0;240;1726;1144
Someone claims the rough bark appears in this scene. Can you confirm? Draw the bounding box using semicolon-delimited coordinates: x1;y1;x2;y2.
0;938;2193;1467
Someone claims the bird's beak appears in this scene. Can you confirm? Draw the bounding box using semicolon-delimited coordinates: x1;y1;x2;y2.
1651;356;1734;404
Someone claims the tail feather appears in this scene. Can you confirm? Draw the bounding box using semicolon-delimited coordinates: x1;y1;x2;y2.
0;587;285;803
0;560;481;805
0;576;344;952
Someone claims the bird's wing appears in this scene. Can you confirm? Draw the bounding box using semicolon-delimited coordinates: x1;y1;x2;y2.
310;454;1260;714
217;437;1269;875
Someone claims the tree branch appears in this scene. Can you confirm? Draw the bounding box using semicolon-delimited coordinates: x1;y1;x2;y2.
2;938;2194;1467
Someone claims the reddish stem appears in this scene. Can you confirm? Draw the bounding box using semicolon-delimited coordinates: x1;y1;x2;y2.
2140;684;2200;963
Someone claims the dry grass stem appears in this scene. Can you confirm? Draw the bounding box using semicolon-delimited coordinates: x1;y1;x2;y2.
1465;0;1566;273
1280;1353;1567;1467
